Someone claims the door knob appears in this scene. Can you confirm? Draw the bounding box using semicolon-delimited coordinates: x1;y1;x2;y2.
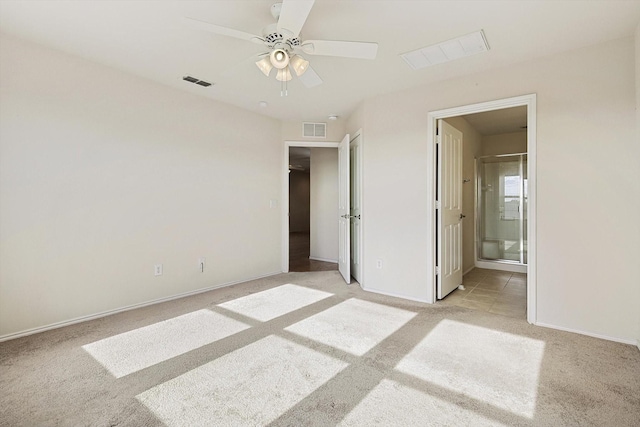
459;214;466;219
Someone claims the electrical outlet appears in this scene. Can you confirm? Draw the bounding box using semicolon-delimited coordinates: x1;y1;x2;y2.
198;258;205;273
154;264;163;276
376;259;383;269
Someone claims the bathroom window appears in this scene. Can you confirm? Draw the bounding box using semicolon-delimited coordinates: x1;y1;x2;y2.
503;175;521;220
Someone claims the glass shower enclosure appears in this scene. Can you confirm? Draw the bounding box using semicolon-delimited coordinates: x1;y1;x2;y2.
476;154;527;265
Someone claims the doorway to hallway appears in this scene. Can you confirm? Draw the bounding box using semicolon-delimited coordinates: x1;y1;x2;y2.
288;146;338;273
283;132;363;285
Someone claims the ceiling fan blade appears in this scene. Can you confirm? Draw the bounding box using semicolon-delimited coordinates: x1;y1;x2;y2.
183;17;264;45
277;0;315;38
297;64;323;88
301;40;378;59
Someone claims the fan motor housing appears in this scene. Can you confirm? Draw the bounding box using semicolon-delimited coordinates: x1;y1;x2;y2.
262;23;298;51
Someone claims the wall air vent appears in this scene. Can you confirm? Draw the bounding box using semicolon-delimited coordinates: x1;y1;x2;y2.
302;122;326;138
183;75;213;87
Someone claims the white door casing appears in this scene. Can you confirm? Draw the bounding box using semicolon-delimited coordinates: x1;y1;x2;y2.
437;120;463;299
282;141;339;273
426;94;536;325
350;132;362;283
338;133;351;283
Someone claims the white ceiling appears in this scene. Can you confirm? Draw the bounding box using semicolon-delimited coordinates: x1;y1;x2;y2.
1;1;639;122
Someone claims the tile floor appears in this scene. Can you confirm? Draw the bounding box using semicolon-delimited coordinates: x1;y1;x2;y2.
440;268;527;318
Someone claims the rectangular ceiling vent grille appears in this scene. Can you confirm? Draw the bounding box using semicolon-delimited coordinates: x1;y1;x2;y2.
303;122;326;138
401;30;490;70
183;75;213;87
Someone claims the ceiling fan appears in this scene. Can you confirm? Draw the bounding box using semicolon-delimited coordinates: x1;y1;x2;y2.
184;0;378;95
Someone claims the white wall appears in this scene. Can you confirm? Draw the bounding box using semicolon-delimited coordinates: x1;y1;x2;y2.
443;117;481;273
354;36;639;343
0;35;283;338
310;148;338;262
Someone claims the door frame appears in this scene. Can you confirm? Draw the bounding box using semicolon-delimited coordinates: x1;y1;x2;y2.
282;140;339;273
338;133;351;283
427;94;537;324
349;129;364;284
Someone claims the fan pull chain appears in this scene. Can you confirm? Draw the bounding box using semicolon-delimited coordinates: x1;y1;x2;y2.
281;78;288;97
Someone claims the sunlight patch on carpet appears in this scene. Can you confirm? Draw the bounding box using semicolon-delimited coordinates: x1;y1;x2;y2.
341;379;509;426
395;319;545;418
137;335;348;426
218;284;333;321
83;309;250;378
285;298;416;356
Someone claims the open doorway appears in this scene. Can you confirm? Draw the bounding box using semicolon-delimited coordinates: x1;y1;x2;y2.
428;95;537;324
288;147;338;272
282;133;363;285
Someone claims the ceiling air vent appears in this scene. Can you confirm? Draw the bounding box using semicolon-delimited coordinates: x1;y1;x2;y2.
401;30;490;70
183;75;213;87
303;122;326;138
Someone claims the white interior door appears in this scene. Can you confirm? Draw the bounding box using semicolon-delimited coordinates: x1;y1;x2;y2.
338;133;351;283
350;134;362;283
437;120;463;299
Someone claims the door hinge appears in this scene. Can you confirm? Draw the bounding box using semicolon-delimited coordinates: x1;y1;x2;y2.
436;135;441;144
435;201;441;209
435;266;440;275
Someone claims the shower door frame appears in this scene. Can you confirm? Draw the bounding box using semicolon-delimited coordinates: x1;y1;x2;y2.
476;153;528;270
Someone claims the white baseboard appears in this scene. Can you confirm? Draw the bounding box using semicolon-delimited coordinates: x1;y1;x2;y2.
535;322;637;346
361;286;430;304
309;256;338;263
0;271;282;343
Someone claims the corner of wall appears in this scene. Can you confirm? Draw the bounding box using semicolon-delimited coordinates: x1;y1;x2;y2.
345;102;365;137
636;22;640;348
636;22;640;111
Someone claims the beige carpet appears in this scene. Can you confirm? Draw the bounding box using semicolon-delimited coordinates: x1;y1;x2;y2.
1;271;639;426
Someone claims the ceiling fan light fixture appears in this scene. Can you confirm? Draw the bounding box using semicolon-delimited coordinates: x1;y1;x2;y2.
276;67;292;82
255;56;273;77
289;54;309;77
270;48;290;69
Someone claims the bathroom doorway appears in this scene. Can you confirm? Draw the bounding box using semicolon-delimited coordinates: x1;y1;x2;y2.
428;94;536;323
